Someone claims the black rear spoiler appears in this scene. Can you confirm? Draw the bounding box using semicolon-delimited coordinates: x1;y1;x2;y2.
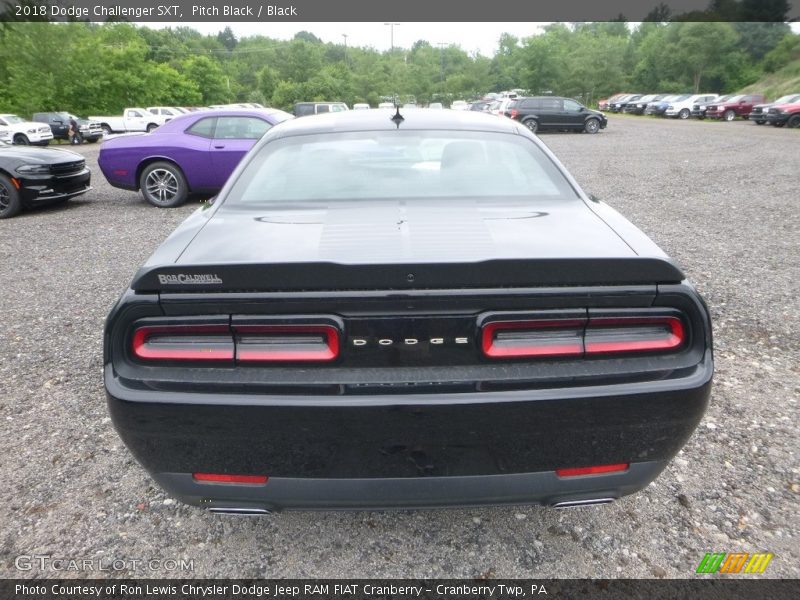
131;258;685;293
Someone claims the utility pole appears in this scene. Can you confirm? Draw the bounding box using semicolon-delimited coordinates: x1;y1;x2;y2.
384;23;400;53
342;33;348;67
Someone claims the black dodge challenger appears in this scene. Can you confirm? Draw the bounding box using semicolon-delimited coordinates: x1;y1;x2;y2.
105;109;713;513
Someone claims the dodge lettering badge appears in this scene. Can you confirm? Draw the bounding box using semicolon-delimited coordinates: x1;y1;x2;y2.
104;109;713;513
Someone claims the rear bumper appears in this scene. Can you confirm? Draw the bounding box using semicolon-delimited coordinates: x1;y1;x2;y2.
106;351;712;510
153;461;668;512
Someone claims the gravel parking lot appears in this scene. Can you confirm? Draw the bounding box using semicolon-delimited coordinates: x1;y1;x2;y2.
1;116;797;579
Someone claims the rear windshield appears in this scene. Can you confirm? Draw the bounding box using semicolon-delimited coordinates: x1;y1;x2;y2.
222;130;577;207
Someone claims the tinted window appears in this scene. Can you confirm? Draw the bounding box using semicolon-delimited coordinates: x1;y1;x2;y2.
316;105;330;113
294;104;314;116
214;116;272;140
541;98;562;111
563;99;582;112
186;117;217;138
223;131;577;207
520;99;539;109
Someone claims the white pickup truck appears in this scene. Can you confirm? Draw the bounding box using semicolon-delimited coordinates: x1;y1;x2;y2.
88;108;169;135
0;114;54;145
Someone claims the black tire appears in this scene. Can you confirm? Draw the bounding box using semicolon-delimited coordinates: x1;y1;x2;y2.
0;174;22;219
101;125;112;136
787;115;800;129
146;123;158;133
678;108;690;120
723;110;736;122
774;121;785;128
522;119;539;133
139;161;188;208
584;118;600;134
13;134;29;145
755;120;765;125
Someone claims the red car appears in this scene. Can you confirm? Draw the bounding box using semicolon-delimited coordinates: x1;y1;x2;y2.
705;94;766;121
764;100;800;128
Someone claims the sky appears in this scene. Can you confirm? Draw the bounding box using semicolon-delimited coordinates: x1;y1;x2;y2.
147;22;551;57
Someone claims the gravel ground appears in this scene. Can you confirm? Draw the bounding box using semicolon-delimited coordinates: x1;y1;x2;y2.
1;116;797;579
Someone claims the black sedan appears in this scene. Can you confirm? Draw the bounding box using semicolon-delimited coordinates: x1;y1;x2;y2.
105;109;712;513
0;141;91;219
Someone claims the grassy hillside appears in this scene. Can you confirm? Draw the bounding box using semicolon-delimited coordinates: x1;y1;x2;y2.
739;59;800;98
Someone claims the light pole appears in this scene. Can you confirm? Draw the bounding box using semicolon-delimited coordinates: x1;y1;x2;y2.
384;23;400;53
437;43;447;95
342;33;348;67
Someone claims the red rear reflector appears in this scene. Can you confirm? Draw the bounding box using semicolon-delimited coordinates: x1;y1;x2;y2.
192;473;268;484
112;169;128;176
235;324;340;362
510;109;518;118
132;325;234;361
556;463;629;477
584;316;685;354
482;319;585;358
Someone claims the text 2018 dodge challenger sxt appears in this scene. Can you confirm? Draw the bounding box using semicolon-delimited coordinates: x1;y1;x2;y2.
104;109;713;513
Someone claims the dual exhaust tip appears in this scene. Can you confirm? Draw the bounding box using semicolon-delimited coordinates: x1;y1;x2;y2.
205;497;616;515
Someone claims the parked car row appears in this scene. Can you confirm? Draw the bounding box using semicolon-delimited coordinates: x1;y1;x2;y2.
599;91;800;127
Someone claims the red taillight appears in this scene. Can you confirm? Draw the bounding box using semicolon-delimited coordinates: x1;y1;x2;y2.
482;319;585;358
481;314;686;359
235;324;339;362
556;463;629;477
132;325;234;361
132;320;341;363
510;109;518;118
192;473;268;485
584;316;685;354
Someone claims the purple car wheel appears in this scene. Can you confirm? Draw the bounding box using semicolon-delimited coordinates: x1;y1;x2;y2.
140;162;188;208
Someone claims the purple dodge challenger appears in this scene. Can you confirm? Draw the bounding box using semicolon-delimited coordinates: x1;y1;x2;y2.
98;108;293;207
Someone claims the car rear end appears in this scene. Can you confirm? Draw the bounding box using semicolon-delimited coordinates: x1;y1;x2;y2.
105;272;712;512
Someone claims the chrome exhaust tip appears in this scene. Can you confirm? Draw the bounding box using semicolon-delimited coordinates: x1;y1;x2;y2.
207;506;272;516
553;497;615;509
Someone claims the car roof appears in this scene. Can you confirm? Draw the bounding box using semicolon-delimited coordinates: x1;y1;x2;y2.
152;108;291;132
269;108;521;136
